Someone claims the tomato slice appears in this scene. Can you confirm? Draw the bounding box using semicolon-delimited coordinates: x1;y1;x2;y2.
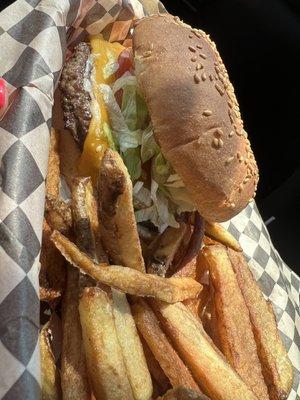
116;48;133;79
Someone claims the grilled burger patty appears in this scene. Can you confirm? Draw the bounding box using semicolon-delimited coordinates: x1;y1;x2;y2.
60;42;92;148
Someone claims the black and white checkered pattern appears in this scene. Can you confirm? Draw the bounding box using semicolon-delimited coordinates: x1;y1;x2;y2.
0;0;299;399
222;202;300;399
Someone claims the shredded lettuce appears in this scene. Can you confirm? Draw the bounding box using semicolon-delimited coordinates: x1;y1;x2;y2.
100;83;141;153
123;148;142;181
102;73;196;231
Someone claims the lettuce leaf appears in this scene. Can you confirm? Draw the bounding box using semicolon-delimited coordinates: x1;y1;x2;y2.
102;75;196;231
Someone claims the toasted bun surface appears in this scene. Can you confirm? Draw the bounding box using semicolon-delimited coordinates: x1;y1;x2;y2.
133;15;258;222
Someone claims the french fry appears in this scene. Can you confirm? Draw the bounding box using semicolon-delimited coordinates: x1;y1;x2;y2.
203;245;269;400
112;290;153;400
203;235;218;246
40;322;62;400
200;293;221;351
157;387;210;400
51;231;202;302
153;301;260;400
140;336;170;394
58;129;81;189
173;256;197;279
98;149;145;272
72;177;152;400
132;300;199;392
227;249;293;400
61;266;91;400
147;223;187;277
204;222;242;252
46;128;60;199
71;176;107;263
45;196;73;235
183;284;211;320
79;287;134;400
40;220;66;305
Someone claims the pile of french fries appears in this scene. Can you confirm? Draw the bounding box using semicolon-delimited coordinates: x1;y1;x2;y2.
40;129;293;400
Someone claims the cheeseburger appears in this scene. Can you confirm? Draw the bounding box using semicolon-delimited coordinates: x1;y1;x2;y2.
60;14;258;240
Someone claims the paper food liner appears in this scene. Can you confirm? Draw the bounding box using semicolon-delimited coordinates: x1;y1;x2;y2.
0;0;299;399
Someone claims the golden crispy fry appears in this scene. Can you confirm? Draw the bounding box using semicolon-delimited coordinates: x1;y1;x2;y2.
98;149;145;272
172;225;193;268
51;231;202;302
157;387;210;400
112;290;153;400
147;223;187;276
40;322;62;400
153;301;260;400
79;287;134;400
203;236;218;246
227;249;293;400
45;196;73;235
141;336;170;394
203;245;269;400
40;220;66;305
183;284;211;321
196;251;210;284
173;256;197;279
204;222;242;252
71;177;107;263
46;128;60;199
200;294;221;351
58;130;81;189
132;300;199;392
61;267;91;400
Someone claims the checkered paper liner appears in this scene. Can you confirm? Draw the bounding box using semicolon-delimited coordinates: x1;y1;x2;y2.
0;0;299;399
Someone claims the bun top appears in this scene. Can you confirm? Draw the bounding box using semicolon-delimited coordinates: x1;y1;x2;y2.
133;14;258;222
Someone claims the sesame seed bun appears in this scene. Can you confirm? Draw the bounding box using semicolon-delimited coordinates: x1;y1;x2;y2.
133;14;259;222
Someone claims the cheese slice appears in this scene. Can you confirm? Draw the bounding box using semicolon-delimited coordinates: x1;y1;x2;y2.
78;35;124;183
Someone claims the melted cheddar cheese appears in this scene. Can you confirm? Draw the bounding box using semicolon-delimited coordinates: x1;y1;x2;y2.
78;35;124;183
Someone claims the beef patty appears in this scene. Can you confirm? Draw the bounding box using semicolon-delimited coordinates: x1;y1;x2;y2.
60;42;92;148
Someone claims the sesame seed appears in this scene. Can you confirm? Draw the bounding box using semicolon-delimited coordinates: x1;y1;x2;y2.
237;152;241;159
225;156;234;164
143;51;152;57
228;102;233;109
215;65;220;73
194;31;202;38
203;109;212;116
212;137;219;148
229;131;234;137
209;74;214;81
239;156;244;163
244;177;249;183
194;74;200;84
219;138;224;147
196;44;202;49
96;145;103;153
196;63;203;70
200;53;207;59
174;16;180;21
149;43;154;51
215;84;225;96
230;203;236;209
191;56;197;62
201;72;207;81
189;34;193;38
236;130;243;136
189;46;196;52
